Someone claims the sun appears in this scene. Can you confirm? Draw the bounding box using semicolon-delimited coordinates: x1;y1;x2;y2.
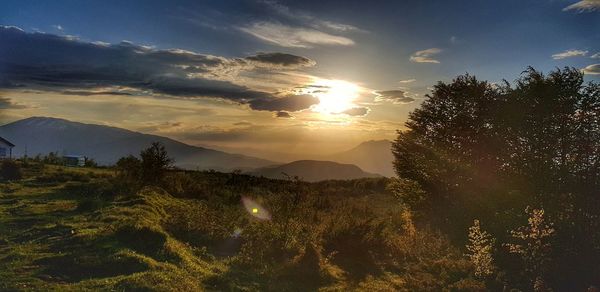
310;79;359;114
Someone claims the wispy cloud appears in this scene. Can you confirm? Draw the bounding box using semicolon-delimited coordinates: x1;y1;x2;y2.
0;96;28;109
246;52;316;67
239;22;354;48
410;48;442;64
340;107;370;117
563;0;600;12
552;49;588;59
591;53;600;59
52;24;64;31
374;90;415;104
259;0;365;33
398;79;416;84
582;64;600;75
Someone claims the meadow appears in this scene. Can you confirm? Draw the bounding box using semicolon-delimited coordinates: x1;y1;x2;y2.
0;162;479;291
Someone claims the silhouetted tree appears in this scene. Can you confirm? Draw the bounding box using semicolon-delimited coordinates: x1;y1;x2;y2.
392;67;600;290
116;155;141;181
140;142;173;185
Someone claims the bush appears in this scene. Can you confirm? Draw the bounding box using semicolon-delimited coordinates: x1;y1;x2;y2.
0;160;23;181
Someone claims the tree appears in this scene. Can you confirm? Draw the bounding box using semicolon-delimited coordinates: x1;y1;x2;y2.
139;142;173;184
392;67;600;289
505;207;555;291
84;156;98;167
116;155;141;181
466;219;496;279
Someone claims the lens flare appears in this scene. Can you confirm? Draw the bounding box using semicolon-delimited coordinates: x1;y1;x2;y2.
242;196;271;220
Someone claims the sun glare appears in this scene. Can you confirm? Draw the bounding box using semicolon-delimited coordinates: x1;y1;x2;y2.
311;79;359;115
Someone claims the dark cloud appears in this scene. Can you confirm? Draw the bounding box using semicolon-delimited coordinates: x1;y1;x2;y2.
341;107;369;116
0;26;316;113
0;96;27;109
60;90;134;96
249;94;319;112
245;52;315;67
375;90;415;104
274;111;293;118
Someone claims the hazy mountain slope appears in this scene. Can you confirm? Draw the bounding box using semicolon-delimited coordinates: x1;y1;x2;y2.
212;140;396;177
0;117;275;171
249;160;380;182
324;140;394;177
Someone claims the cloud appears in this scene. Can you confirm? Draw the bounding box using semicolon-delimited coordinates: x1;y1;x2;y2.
410;48;442;63
0;26;318;113
259;0;365;33
398;79;416;84
0;96;27;109
239;22;354;48
582;64;600;75
552;49;588;59
274;111;293;118
245;52;316;67
52;24;64;31
591;53;600;59
341;107;369;116
563;0;600;12
60;89;135;96
248;94;319;112
374;90;415;104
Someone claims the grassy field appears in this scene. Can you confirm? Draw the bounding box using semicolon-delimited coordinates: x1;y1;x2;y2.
0;167;214;290
0;163;480;291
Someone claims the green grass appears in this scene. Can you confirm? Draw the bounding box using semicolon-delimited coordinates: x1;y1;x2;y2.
0;164;482;291
0;168;219;291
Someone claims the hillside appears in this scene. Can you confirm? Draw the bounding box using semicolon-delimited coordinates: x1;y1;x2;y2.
0;162;479;291
210;140;395;177
324;140;394;177
249;160;380;182
0;117;275;171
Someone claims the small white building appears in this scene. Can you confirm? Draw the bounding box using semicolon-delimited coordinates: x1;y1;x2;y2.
0;137;15;159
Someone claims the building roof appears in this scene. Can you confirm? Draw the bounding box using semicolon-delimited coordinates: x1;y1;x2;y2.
0;136;15;147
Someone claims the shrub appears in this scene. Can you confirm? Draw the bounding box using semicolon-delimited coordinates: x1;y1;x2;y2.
0;160;23;181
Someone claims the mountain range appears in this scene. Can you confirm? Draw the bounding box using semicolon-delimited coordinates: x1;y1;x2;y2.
249;160;380;182
0;117;394;179
321;139;394;177
0;117;274;172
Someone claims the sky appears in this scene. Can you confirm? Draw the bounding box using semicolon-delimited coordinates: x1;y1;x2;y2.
0;0;599;160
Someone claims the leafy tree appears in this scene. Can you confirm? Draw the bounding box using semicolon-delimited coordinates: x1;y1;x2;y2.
116;155;141;180
140;142;173;184
84;156;98;167
505;207;555;291
392;67;600;289
466;219;496;279
43;152;63;165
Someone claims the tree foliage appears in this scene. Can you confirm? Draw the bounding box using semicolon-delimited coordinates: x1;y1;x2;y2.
140;142;174;184
393;67;600;290
466;219;496;279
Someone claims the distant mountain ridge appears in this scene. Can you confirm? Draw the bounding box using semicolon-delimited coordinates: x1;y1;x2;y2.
209;139;396;177
0;117;275;171
249;160;380;182
324;139;394;177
